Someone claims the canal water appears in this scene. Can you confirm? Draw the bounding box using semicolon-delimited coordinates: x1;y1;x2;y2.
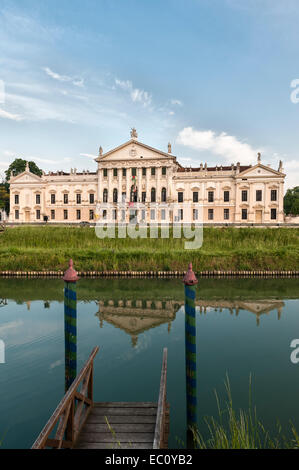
0;278;299;449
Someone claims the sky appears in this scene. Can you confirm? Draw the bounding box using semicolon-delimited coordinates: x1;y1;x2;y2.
0;0;299;189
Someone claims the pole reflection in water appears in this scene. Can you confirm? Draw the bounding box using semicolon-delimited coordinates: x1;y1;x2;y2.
63;260;79;391
183;264;198;449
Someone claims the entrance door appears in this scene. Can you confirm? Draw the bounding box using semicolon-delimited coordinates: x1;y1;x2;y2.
255;210;262;223
25;211;31;223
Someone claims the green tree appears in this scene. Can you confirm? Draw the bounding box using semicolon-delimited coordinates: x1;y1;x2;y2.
5;158;43;183
0;184;9;213
284;186;299;216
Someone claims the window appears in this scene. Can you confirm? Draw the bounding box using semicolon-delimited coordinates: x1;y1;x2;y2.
64;193;68;204
150;209;155;220
122;192;126;203
14;194;19;205
208;191;214;203
242;208;248;220
76;193;81;204
103;189;108;203
271;208;277;220
224;209;230;220
15;210;19;220
51;210;55;220
193;209;198;221
161;209;166;220
178;192;184;203
256;190;262;202
151;188;156;203
142;192;146;203
89;210;94;220
122;168;127;177
242;190;248;202
51;194;56;204
208;209;214;220
113;188;118;203
141;210;146;220
64;210;68;220
89;193;95;204
36;210;40;220
121;210;126;221
151;167;156;176
113;209;117;220
178;209;183;221
76;210;81;220
113;168;118;177
103;210;107;219
132;168;137;177
103;168;108;178
142;167;146;176
162;167;167;176
271;190;277;201
131;185;138;203
161;187;167;202
193;192;198;203
36;194;41;205
224;191;230;202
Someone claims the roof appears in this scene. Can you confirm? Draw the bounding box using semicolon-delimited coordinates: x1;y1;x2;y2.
177;165;252;173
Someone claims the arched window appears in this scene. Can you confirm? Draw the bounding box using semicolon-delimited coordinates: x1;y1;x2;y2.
103;189;108;203
151;188;156;203
130;185;138;203
161;187;167;203
113;188;118;203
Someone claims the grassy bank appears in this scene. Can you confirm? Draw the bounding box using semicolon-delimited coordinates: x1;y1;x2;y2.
0;226;298;271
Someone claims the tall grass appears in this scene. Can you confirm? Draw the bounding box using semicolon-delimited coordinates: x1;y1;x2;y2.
192;376;299;449
0;226;298;271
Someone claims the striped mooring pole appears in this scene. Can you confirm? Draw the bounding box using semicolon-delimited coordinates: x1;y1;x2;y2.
183;263;198;447
63;259;79;392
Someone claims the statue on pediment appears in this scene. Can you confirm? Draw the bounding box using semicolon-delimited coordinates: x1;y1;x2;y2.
131;128;138;140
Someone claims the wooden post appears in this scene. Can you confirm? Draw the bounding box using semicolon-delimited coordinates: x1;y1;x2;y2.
183;263;198;448
63;260;79;392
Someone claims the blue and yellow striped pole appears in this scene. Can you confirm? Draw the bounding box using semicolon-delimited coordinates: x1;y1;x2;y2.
183;263;198;447
63;259;79;391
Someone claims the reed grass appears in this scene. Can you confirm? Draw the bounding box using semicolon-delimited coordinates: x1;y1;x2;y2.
0;226;298;271
192;376;299;449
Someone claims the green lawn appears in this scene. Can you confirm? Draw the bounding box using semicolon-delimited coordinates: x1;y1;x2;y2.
0;226;298;271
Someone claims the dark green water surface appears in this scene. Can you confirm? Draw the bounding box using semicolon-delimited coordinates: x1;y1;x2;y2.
0;278;299;448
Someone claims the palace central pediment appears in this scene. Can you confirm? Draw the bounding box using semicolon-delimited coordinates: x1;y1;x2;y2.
238;163;285;178
95;139;177;164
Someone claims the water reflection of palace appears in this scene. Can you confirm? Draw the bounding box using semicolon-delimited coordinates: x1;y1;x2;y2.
95;298;286;345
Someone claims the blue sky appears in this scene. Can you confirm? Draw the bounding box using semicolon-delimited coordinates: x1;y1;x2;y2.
0;0;299;188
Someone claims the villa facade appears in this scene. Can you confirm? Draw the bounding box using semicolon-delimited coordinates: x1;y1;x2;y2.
9;129;286;224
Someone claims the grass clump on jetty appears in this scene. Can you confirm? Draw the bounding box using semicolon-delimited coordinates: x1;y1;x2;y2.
0;225;298;272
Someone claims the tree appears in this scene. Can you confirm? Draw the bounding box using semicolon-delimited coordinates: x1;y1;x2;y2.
5;158;43;184
284;186;299;216
0;184;9;213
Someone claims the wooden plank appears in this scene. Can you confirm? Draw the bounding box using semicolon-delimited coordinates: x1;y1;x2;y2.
153;348;168;449
94;402;157;408
90;407;158;416
83;423;155;433
75;442;153;449
32;346;99;449
78;432;154;443
86;415;157;424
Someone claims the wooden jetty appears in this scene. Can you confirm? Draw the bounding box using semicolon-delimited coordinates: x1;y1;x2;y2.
32;347;169;449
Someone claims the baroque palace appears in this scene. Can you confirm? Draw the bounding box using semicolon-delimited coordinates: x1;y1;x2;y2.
9;129;286;224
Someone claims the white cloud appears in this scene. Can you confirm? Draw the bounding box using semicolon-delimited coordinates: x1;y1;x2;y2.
171;99;183;106
80;153;98;159
0;107;23;121
115;78;152;107
177;126;259;164
43;67;84;88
